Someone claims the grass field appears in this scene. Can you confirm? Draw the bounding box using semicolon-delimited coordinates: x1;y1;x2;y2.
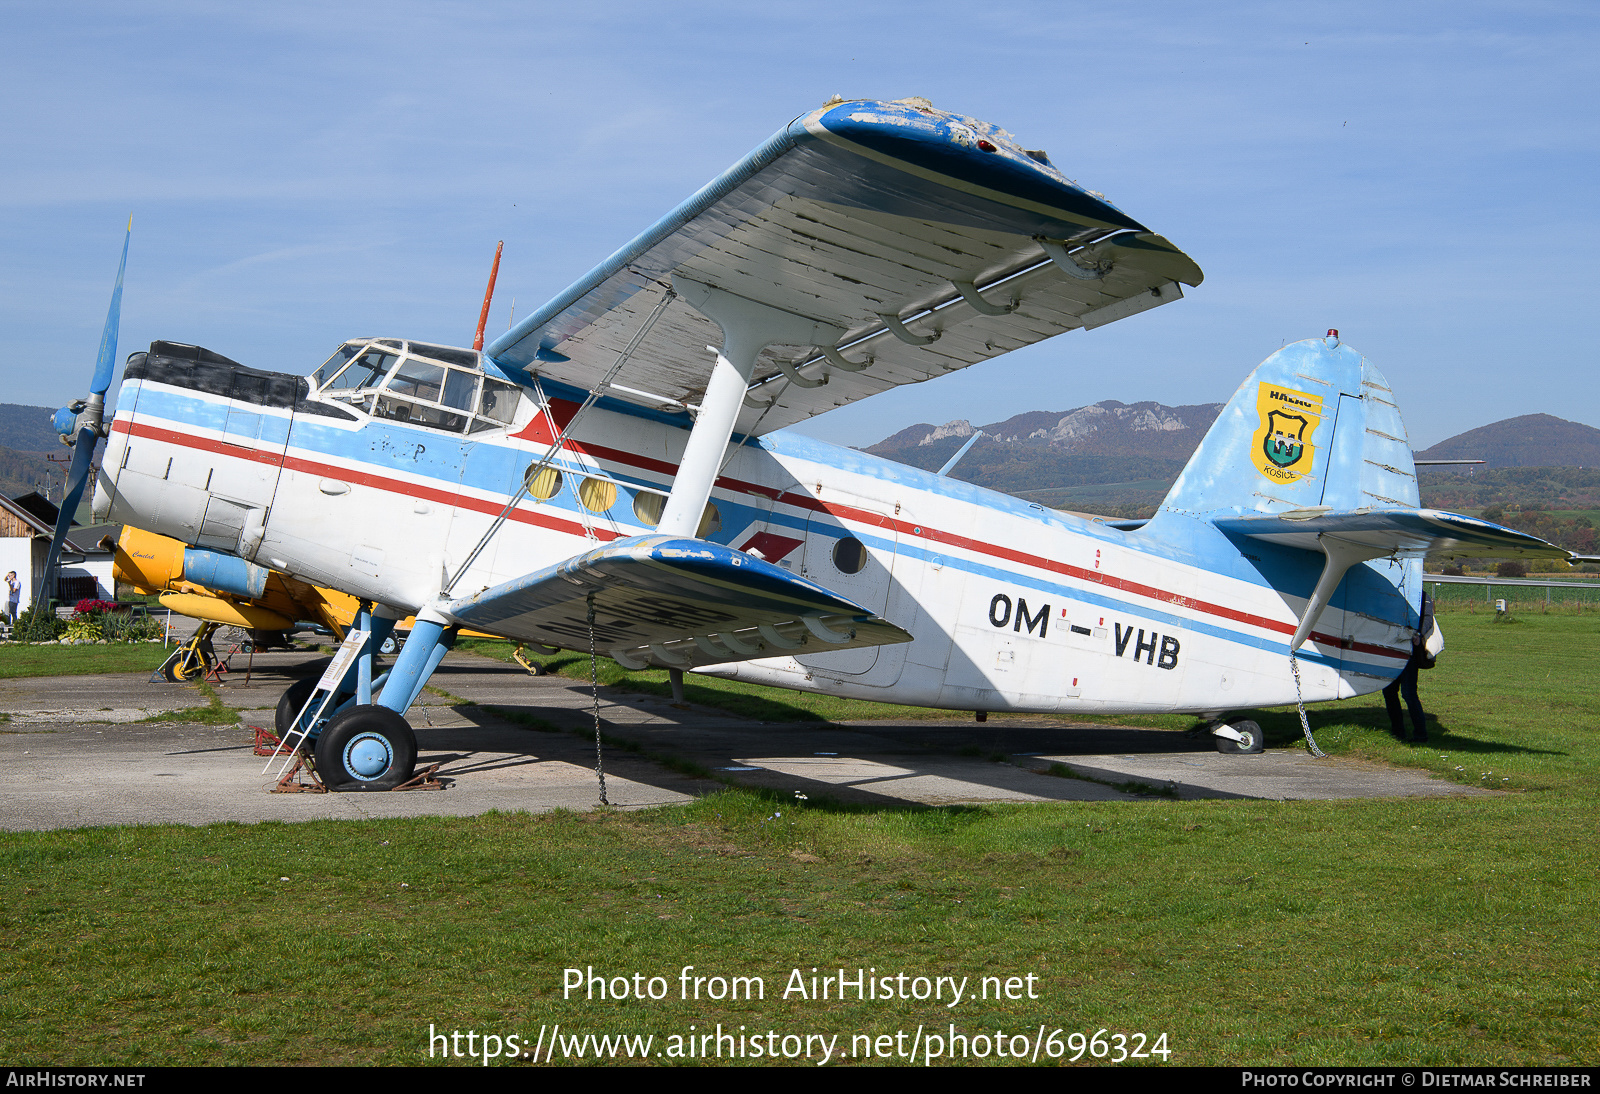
0;641;174;679
0;615;1595;1066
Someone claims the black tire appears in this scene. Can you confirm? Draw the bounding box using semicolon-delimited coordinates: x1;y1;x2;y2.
1215;718;1265;755
313;705;417;792
161;641;212;682
275;678;320;743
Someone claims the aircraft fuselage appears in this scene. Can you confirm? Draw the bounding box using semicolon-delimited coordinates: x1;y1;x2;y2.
96;340;1413;718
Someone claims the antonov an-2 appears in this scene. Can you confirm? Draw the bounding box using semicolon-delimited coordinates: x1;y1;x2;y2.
56;97;1569;789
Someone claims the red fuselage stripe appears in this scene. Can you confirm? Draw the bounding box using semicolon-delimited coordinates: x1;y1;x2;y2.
115;418;620;543
115;416;1405;659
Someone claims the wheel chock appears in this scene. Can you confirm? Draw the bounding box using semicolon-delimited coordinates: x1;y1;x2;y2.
394;762;445;791
253;725;284;757
271;756;327;794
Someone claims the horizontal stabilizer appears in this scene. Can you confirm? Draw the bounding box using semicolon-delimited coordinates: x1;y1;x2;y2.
443;535;911;670
1213;508;1570;560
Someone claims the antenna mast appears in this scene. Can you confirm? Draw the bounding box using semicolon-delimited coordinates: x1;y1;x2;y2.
472;241;504;351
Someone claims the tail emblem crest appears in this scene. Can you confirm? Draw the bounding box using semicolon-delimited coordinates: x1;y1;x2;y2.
1252;383;1323;483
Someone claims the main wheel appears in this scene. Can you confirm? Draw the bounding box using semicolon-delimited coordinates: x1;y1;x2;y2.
275;678;320;744
1215;718;1265;754
313;705;417;792
161;639;214;682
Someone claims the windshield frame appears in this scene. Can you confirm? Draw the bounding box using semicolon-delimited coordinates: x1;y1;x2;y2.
309;338;525;435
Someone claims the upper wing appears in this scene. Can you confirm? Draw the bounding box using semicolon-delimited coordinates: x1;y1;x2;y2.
444;535;911;670
486;97;1202;435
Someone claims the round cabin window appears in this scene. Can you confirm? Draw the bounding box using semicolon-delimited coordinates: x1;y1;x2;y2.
832;536;867;574
524;466;562;501
578;477;617;513
634;493;720;537
633;491;666;527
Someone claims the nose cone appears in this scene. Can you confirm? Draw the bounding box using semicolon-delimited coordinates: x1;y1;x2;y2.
52;407;77;436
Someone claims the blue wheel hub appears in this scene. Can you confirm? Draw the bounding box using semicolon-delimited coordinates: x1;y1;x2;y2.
344;733;394;779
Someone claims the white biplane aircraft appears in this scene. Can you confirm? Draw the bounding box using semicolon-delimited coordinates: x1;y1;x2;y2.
50;97;1573;790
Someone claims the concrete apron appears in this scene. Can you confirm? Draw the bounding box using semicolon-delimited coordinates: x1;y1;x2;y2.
0;650;1490;831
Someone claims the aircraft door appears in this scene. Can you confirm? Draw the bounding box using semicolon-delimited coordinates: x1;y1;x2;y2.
210;372;292;561
794;504;899;680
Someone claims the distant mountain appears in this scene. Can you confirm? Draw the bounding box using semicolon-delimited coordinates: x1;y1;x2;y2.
864;399;1223;516
871;400;1222;456
866;403;1600;518
0;403;64;455
1417;467;1600;511
1415;414;1600;468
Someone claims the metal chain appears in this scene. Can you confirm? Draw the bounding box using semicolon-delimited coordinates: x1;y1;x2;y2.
586;594;609;805
1288;652;1328;758
444;286;677;595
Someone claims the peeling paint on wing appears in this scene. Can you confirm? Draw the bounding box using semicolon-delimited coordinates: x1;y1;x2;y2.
848;111;916;127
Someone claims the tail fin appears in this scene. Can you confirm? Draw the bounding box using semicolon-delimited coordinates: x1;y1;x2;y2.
1155;333;1418;519
1143;335;1567;663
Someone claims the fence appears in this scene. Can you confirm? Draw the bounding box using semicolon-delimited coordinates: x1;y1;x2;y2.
1424;575;1600;611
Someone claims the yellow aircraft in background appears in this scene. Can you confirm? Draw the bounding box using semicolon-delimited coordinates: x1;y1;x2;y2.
112;526;540;680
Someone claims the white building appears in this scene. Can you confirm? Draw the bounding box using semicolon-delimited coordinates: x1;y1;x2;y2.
1;493;114;617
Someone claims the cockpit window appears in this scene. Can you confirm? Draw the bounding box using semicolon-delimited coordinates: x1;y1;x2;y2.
372;395;469;432
441;369;478;411
471;378;521;430
311;338;522;435
312;344;360;388
328;348;399;391
386;358;446;402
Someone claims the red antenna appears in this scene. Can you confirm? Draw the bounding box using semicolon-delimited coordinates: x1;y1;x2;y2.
473;241;504;351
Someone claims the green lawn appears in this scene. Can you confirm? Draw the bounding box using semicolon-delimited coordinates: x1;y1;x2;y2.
0;616;1595;1066
0;642;174;679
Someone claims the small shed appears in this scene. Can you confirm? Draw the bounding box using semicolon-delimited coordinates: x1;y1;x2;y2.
1;492;115;613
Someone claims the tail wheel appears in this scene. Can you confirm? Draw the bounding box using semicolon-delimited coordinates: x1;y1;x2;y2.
313;705;417;792
1215;718;1265;754
512;645;547;676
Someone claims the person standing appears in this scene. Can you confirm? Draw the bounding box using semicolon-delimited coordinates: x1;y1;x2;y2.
4;571;19;625
1384;590;1436;743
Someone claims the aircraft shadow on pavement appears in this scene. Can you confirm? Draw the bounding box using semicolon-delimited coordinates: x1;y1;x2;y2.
426;699;1240;809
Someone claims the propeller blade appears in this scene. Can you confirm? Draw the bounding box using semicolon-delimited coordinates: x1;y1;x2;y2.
35;219;131;613
90;218;131;397
35;432;96;606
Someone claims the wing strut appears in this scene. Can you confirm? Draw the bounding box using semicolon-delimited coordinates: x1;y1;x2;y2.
659;277;840;538
444;286;678;594
1290;535;1389;652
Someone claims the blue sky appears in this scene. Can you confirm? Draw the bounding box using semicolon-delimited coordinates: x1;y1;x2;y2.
3;1;1595;450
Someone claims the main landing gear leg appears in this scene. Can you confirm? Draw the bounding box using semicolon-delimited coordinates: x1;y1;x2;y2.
153;621;222;683
311;615;457;792
274;604;397;741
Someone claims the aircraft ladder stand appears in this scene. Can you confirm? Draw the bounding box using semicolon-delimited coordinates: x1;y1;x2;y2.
265;603;450;791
